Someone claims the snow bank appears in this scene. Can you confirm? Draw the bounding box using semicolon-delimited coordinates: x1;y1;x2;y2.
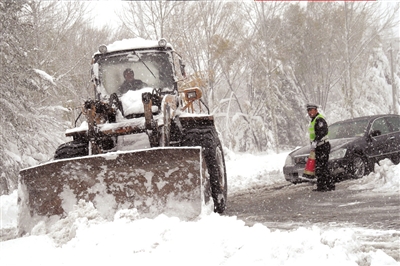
225;150;290;194
347;159;400;193
2;200;398;265
0;190;18;228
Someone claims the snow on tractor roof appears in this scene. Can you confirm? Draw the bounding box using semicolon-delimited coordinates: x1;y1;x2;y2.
94;37;173;56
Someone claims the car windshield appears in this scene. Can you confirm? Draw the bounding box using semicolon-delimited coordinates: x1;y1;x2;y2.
329;119;369;139
97;51;174;95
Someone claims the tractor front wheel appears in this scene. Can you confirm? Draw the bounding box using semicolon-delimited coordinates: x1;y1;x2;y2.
182;127;227;213
54;140;89;160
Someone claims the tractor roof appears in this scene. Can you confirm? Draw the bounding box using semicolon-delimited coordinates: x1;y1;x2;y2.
93;38;174;56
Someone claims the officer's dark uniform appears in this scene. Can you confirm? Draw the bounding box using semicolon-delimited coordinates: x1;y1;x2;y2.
307;104;335;191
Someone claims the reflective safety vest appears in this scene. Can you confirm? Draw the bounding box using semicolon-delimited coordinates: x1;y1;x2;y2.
308;113;327;142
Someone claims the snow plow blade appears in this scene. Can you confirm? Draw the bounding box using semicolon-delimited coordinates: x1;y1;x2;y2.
18;147;210;235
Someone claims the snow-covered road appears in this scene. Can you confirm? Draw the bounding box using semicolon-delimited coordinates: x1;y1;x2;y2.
1;151;399;265
226;172;400;261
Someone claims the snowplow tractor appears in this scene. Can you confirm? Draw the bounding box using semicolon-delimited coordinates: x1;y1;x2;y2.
18;38;227;235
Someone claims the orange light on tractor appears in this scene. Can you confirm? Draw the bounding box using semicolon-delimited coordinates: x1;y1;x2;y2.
182;87;202;113
184;87;202;102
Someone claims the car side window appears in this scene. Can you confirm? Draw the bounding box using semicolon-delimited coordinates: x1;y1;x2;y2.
371;118;391;136
385;117;400;133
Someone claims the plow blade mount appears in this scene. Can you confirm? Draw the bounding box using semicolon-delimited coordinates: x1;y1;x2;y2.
18;147;210;235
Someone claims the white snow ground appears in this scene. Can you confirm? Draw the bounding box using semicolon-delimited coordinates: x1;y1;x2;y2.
1;151;399;266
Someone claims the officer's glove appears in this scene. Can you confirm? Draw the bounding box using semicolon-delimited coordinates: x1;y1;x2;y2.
311;141;317;150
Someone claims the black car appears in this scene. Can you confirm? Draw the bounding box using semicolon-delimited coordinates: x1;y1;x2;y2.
283;114;400;184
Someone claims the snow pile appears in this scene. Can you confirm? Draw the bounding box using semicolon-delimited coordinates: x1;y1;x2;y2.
0;190;18;228
120;88;158;116
46;200;106;246
347;159;400;193
224;149;290;194
2;203;399;265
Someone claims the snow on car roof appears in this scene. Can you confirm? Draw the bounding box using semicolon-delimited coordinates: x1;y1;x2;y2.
93;37;173;56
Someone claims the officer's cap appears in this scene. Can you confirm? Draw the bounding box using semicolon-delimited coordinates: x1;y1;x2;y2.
306;103;318;110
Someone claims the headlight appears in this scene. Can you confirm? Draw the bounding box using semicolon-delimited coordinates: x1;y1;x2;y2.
98;44;107;54
158;38;167;48
329;148;347;160
285;155;294;166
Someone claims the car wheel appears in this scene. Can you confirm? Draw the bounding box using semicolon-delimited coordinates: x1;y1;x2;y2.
351;155;369;179
391;153;400;165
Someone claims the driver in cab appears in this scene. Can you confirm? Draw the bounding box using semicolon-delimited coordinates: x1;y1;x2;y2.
118;68;147;94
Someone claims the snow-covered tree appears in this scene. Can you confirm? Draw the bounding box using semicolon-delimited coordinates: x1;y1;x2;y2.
1;1;399;195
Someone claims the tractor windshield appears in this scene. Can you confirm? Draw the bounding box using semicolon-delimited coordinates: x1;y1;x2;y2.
97;51;175;95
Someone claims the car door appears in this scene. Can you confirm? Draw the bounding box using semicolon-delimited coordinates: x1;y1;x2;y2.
384;115;400;163
366;117;392;162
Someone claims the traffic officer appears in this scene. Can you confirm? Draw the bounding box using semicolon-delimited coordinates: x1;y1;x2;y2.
307;103;335;191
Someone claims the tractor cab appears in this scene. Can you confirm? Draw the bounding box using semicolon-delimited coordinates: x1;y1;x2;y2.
91;38;186;101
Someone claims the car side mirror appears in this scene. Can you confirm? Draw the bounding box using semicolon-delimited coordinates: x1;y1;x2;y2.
369;130;381;138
